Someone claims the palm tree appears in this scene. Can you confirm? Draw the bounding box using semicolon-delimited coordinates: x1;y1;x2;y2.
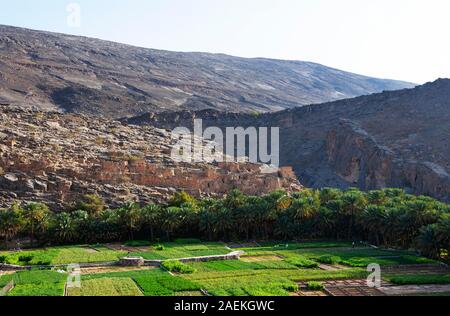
320;188;342;204
53;213;76;243
118;202;142;241
160;207;184;241
291;197;319;221
383;207;402;246
361;205;387;246
0;206;24;244
224;189;246;210
436;216;450;260
140;204;161;241
276;195;293;212
23;202;51;246
315;207;336;238
342;190;367;239
212;207;234;240
75;194;106;217
367;190;387;206
417;225;440;259
235;201;257;240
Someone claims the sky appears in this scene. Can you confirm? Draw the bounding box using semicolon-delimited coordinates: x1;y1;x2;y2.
1;0;449;84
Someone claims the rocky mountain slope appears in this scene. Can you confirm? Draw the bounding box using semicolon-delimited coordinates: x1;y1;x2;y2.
0;106;300;209
125;79;450;203
0;25;415;118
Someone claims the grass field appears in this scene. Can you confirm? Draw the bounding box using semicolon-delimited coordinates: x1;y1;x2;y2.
129;242;230;260
386;274;450;285
82;269;202;296
0;270;66;296
67;278;144;296
0;246;126;266
1;241;448;296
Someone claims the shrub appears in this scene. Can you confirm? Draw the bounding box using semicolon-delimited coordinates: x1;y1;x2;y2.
307;281;324;291
316;255;341;265
5;255;19;265
162;260;197;274
0;255;6;263
154;244;165;251
282;283;299;292
285;257;319;269
174;239;202;244
125;240;152;247
19;255;34;264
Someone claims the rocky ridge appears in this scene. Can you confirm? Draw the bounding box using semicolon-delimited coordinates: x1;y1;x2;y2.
0;106;301;209
0;25;415;118
124;79;450;202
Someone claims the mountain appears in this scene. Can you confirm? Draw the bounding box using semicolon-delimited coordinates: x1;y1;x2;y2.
124;79;450;203
0;25;415;118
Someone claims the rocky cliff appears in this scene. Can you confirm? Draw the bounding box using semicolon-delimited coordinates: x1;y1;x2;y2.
0;106;301;209
125;79;450;202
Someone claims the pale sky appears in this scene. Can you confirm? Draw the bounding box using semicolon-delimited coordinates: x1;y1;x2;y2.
1;0;450;84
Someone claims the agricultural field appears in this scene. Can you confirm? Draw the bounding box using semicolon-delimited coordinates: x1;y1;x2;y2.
0;246;127;266
1;241;449;297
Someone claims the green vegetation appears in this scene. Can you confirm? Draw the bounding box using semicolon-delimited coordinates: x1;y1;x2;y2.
316;255;342;265
307;281;324;291
67;278;144;296
188;260;297;272
82;269;201;296
278;248;438;268
0;246;126;266
1;240;448;297
412;292;450;297
387;274;450;285
0;270;66;296
124;240;152;247
162;260;197;274
130;242;230;260
51;246;126;265
0;187;448;297
185;268;367;296
0;189;448;265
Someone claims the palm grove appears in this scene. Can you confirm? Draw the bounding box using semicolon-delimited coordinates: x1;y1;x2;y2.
0;188;449;262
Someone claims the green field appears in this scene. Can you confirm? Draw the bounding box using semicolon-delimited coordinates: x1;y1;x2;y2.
0;241;230;266
67;278;144;296
1;241;448;297
129;242;231;260
0;246;126;266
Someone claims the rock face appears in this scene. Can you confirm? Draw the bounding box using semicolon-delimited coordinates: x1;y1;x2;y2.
124;79;450;202
0;25;414;118
0;107;301;209
326;120;450;201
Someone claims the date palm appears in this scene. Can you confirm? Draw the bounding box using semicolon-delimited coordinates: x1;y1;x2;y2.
118;202;142;241
160;207;184;241
140;204;162;241
0;205;24;244
23;202;51;246
342;190;368;239
53;212;76;243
